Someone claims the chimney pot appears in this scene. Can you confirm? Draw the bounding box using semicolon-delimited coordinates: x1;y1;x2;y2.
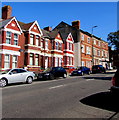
44;26;52;31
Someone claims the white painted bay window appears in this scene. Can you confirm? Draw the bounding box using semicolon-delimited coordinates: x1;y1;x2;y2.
45;40;48;49
4;55;10;69
6;31;11;44
12;55;17;68
30;34;34;45
14;34;18;45
35;54;39;66
81;45;85;53
30;54;34;65
56;42;59;50
36;36;39;46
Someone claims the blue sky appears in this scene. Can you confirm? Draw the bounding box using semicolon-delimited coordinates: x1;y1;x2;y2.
1;2;117;41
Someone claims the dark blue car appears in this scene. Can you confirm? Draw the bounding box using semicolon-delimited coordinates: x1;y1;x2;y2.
71;66;91;76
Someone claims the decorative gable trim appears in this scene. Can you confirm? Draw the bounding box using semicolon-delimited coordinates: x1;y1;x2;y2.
29;20;43;36
4;17;23;34
66;33;74;43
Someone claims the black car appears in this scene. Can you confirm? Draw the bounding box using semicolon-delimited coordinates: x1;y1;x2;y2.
37;67;67;80
92;65;106;73
71;66;91;76
110;69;119;93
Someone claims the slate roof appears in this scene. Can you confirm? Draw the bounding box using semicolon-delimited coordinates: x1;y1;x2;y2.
18;21;34;31
53;21;80;43
0;17;14;29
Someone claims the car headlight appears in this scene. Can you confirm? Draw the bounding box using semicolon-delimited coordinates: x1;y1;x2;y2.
45;73;50;76
78;70;81;73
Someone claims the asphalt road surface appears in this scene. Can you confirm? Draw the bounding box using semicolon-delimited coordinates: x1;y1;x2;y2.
1;71;119;119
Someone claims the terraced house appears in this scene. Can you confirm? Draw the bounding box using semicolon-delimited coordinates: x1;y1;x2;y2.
0;5;109;72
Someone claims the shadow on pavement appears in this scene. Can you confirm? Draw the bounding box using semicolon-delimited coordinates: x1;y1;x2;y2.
80;91;119;112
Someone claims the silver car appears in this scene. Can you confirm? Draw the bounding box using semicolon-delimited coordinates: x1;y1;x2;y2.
0;68;35;87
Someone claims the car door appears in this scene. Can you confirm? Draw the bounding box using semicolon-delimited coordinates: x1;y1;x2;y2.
8;69;21;83
18;69;28;82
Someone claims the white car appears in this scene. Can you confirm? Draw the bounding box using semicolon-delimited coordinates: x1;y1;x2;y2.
0;68;35;87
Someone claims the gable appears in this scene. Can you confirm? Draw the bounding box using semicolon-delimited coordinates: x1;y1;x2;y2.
67;33;74;42
31;24;41;34
56;33;62;40
6;19;22;33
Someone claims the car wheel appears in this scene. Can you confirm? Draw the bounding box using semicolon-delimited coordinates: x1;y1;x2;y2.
0;78;7;87
63;73;67;78
26;77;33;84
81;72;84;76
88;71;91;75
49;74;54;80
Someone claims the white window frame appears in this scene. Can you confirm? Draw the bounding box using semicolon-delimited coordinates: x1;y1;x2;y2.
87;37;90;43
4;54;10;69
30;54;34;65
81;34;84;41
81;45;85;53
86;46;91;55
30;34;34;45
93;39;96;45
12;55;17;68
45;40;48;50
35;54;39;66
36;36;39;46
14;34;19;45
56;42;59;50
6;31;11;44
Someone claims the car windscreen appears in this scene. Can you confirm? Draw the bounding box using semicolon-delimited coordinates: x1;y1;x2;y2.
43;68;52;72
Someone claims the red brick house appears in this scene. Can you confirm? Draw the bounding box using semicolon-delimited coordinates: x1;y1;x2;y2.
0;15;24;71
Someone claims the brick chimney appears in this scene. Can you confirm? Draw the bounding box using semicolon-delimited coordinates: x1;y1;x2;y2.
72;20;80;29
2;5;12;19
44;26;52;31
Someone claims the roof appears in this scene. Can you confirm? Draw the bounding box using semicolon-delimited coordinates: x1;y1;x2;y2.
18;21;34;31
53;21;80;42
0;17;14;29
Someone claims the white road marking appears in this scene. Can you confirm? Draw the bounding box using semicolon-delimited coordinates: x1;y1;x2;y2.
86;79;95;81
49;84;66;89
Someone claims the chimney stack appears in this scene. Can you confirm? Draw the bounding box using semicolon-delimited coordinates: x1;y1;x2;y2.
72;20;80;29
44;26;52;31
2;5;12;19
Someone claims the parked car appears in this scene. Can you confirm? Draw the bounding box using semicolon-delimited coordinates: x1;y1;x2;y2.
37;67;67;80
71;66;91;76
92;65;106;73
110;68;119;93
0;68;35;87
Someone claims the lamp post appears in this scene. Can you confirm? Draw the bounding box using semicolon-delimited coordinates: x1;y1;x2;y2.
91;26;98;66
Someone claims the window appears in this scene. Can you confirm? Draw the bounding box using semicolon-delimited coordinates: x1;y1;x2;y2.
93;39;96;45
45;40;48;49
12;55;17;68
4;55;10;69
87;37;90;43
36;36;39;46
69;57;72;65
81;45;85;53
30;54;34;65
14;34;18;45
81;61;85;66
69;43;72;50
35;54;39;66
86;46;91;55
41;39;43;48
97;50;100;56
59;43;62;50
55;57;58;66
6;31;11;44
30;34;34;45
56;42;59;50
59;58;62;66
81;34;84;41
98;41;100;46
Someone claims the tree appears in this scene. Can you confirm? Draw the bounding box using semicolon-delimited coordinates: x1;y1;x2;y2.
107;31;119;50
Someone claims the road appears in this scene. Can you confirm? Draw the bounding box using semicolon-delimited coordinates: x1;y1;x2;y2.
1;71;119;119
